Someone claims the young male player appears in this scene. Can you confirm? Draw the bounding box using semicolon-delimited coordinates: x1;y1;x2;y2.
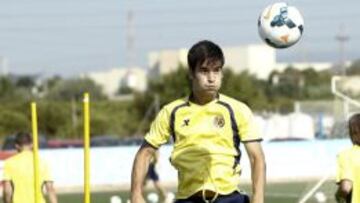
336;113;360;203
131;40;266;203
2;132;58;203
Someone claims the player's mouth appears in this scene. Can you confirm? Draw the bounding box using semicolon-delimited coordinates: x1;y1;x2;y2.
205;86;217;90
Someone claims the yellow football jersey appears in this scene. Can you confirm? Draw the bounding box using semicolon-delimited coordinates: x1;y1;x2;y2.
145;94;262;199
3;150;52;203
336;145;360;203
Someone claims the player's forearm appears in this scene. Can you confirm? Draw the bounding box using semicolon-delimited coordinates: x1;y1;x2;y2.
3;195;11;203
3;182;13;203
250;154;266;203
3;192;12;203
45;182;58;203
131;146;154;202
48;190;58;203
48;193;58;203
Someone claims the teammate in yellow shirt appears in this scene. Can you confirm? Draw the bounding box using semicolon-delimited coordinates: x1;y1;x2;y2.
2;132;58;203
336;113;360;203
131;40;266;203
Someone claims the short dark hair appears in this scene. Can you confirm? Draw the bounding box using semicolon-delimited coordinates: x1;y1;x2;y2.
15;132;32;146
349;113;360;145
187;40;225;72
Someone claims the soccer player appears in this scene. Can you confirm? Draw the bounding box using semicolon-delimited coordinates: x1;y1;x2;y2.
131;40;266;203
2;132;58;203
335;113;360;203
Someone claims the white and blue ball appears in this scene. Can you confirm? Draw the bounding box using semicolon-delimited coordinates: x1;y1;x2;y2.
258;2;304;48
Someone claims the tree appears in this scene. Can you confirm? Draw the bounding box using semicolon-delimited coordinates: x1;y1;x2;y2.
45;78;107;101
0;76;30;101
221;69;268;110
347;59;360;75
0;109;29;136
15;76;36;89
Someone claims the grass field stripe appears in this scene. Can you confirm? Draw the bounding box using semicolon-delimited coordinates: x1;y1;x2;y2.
31;102;41;203
298;173;331;203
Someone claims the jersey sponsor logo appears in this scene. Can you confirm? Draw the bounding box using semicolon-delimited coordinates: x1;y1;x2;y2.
213;115;225;128
181;118;190;127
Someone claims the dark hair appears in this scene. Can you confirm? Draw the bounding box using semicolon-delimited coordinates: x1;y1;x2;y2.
349;113;360;145
187;40;225;72
15;132;32;146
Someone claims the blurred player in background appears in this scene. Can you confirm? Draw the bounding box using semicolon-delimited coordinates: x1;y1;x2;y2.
335;113;360;203
131;40;266;203
144;151;167;202
2;132;58;203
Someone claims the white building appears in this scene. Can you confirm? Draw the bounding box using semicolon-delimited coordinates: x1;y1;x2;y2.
148;44;336;79
148;48;188;77
148;44;276;79
223;44;275;79
81;67;147;98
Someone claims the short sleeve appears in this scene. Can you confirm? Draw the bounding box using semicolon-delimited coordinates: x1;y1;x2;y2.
336;151;353;183
144;107;171;148
237;104;262;142
41;160;53;182
3;161;12;181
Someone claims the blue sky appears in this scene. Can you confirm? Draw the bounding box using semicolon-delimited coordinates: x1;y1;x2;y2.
0;0;359;76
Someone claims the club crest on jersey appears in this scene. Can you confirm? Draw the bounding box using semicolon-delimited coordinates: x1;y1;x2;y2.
213;115;225;128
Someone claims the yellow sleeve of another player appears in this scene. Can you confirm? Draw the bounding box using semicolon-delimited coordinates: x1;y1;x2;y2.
237;104;261;142
41;160;53;182
144;107;171;148
336;151;353;183
3;161;12;181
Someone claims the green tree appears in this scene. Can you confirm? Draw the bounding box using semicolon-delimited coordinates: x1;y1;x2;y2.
45;78;107;101
221;69;268;110
0;110;29;136
347;59;360;75
0;76;30;102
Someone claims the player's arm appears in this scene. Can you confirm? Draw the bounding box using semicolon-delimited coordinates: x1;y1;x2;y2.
335;179;352;203
44;181;58;203
131;141;157;203
2;180;13;203
244;141;266;203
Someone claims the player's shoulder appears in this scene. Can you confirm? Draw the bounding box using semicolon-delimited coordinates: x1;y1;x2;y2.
337;146;354;159
4;152;23;166
218;94;252;114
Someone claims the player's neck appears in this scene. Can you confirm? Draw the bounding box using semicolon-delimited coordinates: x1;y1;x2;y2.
190;92;218;105
17;145;32;152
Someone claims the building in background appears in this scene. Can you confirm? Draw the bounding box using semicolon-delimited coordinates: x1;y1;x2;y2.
148;48;188;77
0;56;9;76
223;44;275;79
148;44;336;79
81;67;147;98
148;44;276;79
80;44;344;98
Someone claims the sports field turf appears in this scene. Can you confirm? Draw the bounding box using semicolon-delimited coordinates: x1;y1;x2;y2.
0;180;337;203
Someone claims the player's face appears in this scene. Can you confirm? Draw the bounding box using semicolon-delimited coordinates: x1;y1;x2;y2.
190;59;223;98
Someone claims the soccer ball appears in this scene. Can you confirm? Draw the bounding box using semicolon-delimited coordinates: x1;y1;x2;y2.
258;2;304;48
